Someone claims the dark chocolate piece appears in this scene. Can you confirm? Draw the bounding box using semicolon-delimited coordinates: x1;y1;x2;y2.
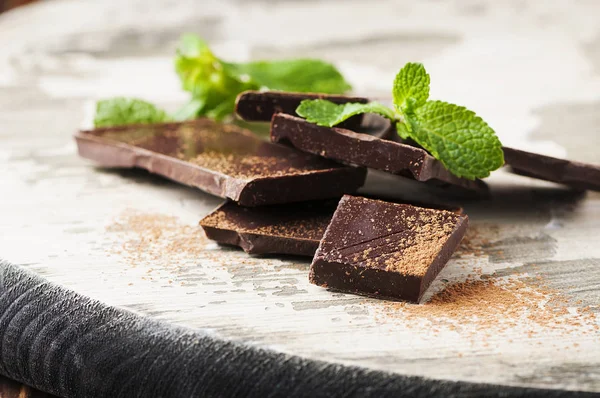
309;195;469;302
200;200;338;256
236;91;395;139
200;198;462;256
75;119;366;206
271;114;487;193
235;90;367;123
503;147;600;191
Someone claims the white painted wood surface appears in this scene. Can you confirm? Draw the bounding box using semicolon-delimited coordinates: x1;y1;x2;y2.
1;0;599;392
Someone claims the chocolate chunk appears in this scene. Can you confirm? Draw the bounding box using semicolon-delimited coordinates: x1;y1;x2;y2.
309;195;469;302
75;119;366;206
271;114;487;193
235;91;368;127
503;147;600;191
200;198;462;256
200;200;338;256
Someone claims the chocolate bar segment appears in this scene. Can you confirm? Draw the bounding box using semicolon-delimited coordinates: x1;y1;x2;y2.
235;90;367;123
200;200;338;256
271;114;487;193
75;119;366;206
309;195;468;302
503;147;600;191
200;198;462;256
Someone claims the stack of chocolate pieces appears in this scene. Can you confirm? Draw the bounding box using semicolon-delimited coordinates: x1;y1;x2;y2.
75;91;600;302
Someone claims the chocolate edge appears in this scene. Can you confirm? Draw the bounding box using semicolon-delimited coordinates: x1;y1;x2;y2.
271;114;488;193
309;258;423;302
75;129;367;206
201;225;318;256
503;146;600;191
75;132;233;200
235;167;367;207
235;90;368;125
417;214;469;301
309;195;469;303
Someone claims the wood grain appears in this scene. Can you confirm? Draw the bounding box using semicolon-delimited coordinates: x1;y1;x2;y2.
0;0;599;394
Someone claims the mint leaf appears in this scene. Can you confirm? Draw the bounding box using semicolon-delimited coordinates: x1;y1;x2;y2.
393;62;430;111
94;98;171;128
172;98;205;121
225;59;351;94
295;62;504;180
395;121;412;140
404;100;504;179
174;34;350;120
296;99;396;127
204;95;238;120
174;35;256;120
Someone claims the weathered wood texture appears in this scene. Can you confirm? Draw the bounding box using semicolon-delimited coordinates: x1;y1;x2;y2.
1;0;599;393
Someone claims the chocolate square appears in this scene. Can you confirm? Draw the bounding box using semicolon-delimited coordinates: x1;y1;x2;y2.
309;195;468;302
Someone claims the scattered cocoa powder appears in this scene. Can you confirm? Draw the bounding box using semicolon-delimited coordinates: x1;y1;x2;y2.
107;211;599;341
375;276;598;338
455;224;497;257
106;211;208;268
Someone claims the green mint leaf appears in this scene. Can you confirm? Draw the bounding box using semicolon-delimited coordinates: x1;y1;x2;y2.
404;100;504;179
94;98;171;128
395;121;412;140
393;62;430;111
174;34;351;120
172;98;205;121
204;95;238;120
296;99;397;127
226;59;351;94
174;35;257;118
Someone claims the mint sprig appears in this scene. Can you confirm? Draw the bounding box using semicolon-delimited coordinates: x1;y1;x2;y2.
174;34;350;120
295;62;504;180
93;34;351;127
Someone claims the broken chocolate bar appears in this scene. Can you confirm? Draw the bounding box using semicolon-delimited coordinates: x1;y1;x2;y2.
75;119;366;206
200;198;463;256
235;91;367;124
309;195;468;302
270;114;487;193
503;147;600;191
200;200;338;256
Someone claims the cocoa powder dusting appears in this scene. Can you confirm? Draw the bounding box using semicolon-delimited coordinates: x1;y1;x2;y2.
375;276;599;338
346;201;464;277
201;208;329;241
106;211;208;267
188;152;324;180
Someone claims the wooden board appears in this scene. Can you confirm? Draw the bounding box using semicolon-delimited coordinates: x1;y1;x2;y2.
1;0;599;394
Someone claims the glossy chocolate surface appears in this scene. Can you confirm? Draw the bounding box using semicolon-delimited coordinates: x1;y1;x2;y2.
200;197;463;257
235;91;368;129
503;147;600;191
271;114;487;193
309;195;468;302
75;119;367;206
200;200;338;256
